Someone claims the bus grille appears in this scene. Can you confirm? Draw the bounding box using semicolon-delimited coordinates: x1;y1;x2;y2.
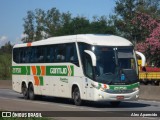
105;89;134;94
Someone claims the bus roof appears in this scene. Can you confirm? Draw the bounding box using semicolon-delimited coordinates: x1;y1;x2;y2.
14;34;133;48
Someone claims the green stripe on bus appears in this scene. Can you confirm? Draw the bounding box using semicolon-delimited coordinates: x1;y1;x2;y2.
27;66;30;75
12;65;74;76
70;65;74;76
36;66;41;75
109;82;139;90
39;76;44;86
12;66;27;75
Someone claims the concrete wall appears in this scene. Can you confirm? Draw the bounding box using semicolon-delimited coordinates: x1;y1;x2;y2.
139;85;160;101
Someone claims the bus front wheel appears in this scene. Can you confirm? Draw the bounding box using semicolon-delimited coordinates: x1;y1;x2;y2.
73;87;82;106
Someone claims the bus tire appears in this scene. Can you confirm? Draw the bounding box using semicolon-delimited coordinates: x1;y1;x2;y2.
142;79;148;85
73;87;82;106
22;83;28;99
154;80;159;86
28;83;35;100
110;101;120;107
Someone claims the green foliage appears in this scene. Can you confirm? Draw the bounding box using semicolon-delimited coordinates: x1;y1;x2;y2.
0;42;12;54
0;42;12;80
22;8;116;42
113;0;160;44
0;53;12;80
22;11;35;42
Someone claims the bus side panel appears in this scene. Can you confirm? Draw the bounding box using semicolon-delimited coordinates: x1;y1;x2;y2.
27;76;42;95
12;75;27;93
41;76;58;96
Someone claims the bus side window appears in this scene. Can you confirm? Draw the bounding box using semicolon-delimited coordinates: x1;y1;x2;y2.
13;48;19;63
46;45;55;63
30;47;36;63
46;46;50;63
66;43;79;66
37;47;44;63
22;47;28;63
21;48;25;63
84;53;93;79
55;44;66;62
66;44;72;62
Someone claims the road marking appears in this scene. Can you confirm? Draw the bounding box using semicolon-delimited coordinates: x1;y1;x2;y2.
0;96;160;119
139;100;160;104
0;96;100;111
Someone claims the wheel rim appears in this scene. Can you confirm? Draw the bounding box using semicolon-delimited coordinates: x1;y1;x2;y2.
75;91;80;103
74;88;81;105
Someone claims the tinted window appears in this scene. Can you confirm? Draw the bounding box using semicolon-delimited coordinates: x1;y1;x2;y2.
55;44;66;62
13;43;79;66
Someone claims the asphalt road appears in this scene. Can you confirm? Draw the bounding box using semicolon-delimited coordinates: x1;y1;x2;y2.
0;89;160;120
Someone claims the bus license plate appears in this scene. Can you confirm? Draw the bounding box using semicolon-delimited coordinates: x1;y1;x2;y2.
116;96;124;100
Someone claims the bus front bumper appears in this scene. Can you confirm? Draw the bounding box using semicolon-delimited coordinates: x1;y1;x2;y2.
93;89;139;102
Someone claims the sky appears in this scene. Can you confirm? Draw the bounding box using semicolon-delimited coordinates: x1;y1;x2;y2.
0;0;116;46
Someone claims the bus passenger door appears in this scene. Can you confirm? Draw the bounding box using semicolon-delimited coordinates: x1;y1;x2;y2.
83;54;95;100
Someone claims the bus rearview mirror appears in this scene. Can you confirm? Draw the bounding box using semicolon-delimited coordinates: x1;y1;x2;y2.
84;50;96;66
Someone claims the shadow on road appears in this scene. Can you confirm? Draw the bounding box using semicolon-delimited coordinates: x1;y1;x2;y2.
18;95;151;109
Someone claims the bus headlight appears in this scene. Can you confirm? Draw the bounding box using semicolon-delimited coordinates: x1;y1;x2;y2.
133;87;139;91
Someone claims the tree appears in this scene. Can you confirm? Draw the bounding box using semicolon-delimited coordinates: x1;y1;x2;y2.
90;16;116;34
114;0;160;44
136;0;160;19
69;16;90;34
56;12;72;36
0;53;12;80
0;41;12;54
22;7;116;42
134;13;160;66
44;8;61;37
0;42;12;80
35;9;46;40
114;0;137;42
22;11;35;43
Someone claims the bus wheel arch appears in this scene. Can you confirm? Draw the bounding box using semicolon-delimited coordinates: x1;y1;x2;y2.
72;84;82;106
21;81;28;99
28;82;35;100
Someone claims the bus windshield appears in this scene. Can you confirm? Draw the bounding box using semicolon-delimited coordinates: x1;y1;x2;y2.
94;46;138;85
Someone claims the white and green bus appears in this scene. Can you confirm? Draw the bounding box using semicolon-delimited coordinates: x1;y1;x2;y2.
12;34;140;106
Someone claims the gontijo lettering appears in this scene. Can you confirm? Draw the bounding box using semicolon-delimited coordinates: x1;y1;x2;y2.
114;86;127;90
50;68;67;74
46;65;74;76
12;68;21;74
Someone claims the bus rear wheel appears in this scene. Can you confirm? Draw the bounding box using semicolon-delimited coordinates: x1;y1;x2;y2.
142;79;148;85
28;83;35;100
154;80;159;86
22;83;28;99
73;87;82;106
